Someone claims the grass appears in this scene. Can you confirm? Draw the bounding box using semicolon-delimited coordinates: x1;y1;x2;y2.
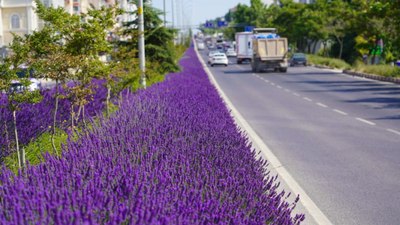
4;128;68;174
353;61;400;77
306;54;400;78
307;54;351;70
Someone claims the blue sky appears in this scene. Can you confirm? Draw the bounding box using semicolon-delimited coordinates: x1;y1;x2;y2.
151;0;250;28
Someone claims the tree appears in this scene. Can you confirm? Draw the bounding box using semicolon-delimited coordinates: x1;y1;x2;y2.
122;0;179;75
0;35;42;169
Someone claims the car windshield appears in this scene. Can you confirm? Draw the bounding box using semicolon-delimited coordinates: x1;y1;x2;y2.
293;53;305;59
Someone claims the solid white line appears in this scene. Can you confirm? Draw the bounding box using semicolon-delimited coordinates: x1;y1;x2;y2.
304;97;312;102
195;46;333;225
316;103;328;108
356;117;376;126
333;109;348;115
387;129;400;136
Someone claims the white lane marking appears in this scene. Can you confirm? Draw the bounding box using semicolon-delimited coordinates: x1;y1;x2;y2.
195;46;333;225
293;93;300;97
277;85;283;89
271;83;276;86
303;97;312;102
333;109;348;115
316;103;328;108
356;118;376;126
264;80;270;83
387;129;400;136
284;89;290;92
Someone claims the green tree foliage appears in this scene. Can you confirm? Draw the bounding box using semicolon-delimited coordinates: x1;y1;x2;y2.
122;0;179;75
227;0;400;63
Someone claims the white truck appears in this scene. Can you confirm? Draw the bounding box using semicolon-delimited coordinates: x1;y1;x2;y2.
235;32;253;64
251;28;288;73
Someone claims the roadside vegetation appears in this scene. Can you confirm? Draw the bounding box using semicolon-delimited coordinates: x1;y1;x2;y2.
206;0;400;77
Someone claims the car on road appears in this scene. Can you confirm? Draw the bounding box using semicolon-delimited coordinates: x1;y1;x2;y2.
8;66;41;93
197;42;205;50
226;49;237;57
210;53;228;67
208;50;222;64
289;53;307;66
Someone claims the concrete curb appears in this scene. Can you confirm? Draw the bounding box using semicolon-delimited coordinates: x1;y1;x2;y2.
342;70;400;84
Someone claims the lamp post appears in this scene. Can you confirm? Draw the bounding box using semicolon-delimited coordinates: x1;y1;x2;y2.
138;0;146;88
163;0;166;26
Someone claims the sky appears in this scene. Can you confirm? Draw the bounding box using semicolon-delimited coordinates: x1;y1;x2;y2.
151;0;250;29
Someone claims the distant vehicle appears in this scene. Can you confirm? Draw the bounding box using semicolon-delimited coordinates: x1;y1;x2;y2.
290;53;307;66
197;42;205;50
10;66;41;92
251;28;288;73
235;32;253;64
208;50;222;64
210;53;228;67
226;49;237;57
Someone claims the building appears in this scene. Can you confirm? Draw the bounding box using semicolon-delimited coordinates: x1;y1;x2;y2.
0;0;64;48
0;0;134;56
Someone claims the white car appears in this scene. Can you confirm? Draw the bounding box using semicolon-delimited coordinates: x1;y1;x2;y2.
210;53;228;67
208;50;221;64
197;42;205;50
226;49;237;57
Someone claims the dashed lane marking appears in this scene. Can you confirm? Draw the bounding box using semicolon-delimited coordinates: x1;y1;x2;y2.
333;109;348;115
303;97;312;102
387;129;400;136
356;118;376;126
316;103;328;108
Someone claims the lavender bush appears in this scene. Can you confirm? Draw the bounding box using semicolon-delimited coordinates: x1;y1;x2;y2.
0;79;108;160
0;47;304;224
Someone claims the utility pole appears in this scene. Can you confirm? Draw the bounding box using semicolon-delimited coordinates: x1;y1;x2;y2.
163;0;166;26
171;0;174;28
138;0;146;88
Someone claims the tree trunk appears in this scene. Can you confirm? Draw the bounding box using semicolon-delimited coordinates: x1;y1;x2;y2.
71;104;75;131
82;105;87;129
51;80;60;155
106;84;111;117
312;40;318;54
13;110;22;169
337;37;344;59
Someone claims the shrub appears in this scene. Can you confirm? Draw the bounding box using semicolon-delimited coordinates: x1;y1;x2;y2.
0;47;304;224
307;54;351;70
353;61;400;77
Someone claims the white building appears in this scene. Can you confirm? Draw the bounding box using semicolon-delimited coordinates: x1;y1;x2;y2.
0;0;65;47
0;0;135;56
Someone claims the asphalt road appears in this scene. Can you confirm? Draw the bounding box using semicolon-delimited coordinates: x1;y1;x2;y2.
198;50;400;225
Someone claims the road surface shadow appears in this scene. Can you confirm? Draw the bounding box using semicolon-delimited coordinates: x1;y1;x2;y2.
345;97;400;109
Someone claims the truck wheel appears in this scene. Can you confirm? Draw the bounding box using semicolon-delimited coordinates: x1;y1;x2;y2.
279;68;287;73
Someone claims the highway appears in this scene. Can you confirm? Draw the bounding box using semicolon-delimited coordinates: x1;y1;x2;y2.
198;50;400;225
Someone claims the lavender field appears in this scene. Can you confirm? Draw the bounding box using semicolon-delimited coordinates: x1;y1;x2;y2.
0;79;108;160
0;47;304;224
